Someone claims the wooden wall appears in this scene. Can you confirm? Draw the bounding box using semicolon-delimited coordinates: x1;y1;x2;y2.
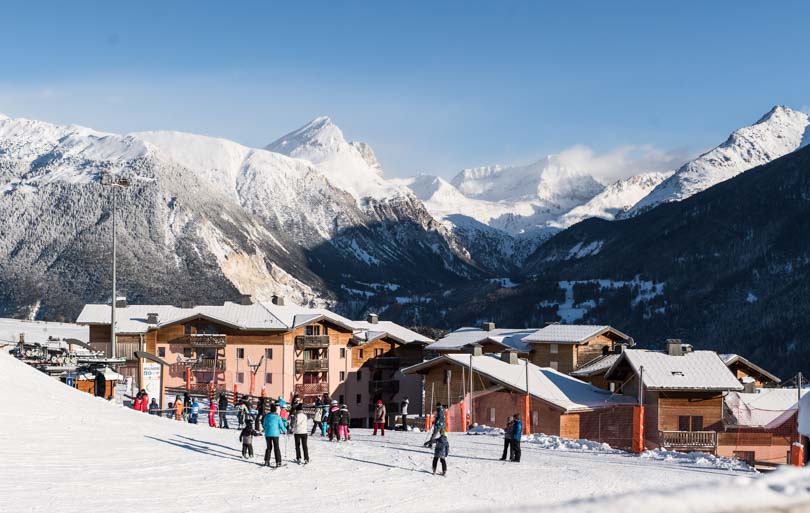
530;344;575;373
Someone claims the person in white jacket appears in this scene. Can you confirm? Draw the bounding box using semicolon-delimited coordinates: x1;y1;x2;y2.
401;397;410;430
292;404;310;464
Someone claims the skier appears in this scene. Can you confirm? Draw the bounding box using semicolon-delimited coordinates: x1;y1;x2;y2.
238;397;251;429
239;423;259;459
328;400;340;442
148;398;160;415
510;412;522;463
255;396;266;432
218;393;229;429
132;390;143;411
208;400;218;427
262;404;287;467
140;390;149;413
401;396;410;431
174;396;184;421
292;404;310;464
432;431;449;476
189;398;200;424
424;403;446;448
183;392;191;421
320;404;329;436
372;400;386;436
499;416;514;461
337;404;350;441
311;402;324;436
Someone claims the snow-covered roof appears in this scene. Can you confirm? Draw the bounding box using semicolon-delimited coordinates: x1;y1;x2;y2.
351;320;432;345
403;353;634;412
725;388;806;429
571;353;621;378
426;327;537;353
0;317;89;344
719;353;781;384
523;324;630;344
76;301;359;334
605;349;744;391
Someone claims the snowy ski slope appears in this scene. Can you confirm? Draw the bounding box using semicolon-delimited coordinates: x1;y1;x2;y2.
1;353;808;513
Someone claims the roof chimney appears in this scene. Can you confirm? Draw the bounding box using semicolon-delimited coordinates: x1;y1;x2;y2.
241;294;255;306
115;296;127;308
500;350;519;365
471;344;483;357
146;313;159;325
367;313;379;324
482;321;495;332
742;378;756;393
666;339;683;356
180;300;194;309
270;295;284;306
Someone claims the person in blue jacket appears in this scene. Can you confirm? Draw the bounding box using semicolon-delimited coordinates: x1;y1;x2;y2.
510;412;522;463
262;403;287;467
189;398;200;424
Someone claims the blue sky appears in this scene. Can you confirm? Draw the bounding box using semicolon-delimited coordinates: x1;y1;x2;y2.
1;1;808;179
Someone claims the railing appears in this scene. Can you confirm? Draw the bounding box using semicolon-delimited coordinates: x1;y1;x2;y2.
295;359;329;373
89;341;140;361
660;430;718;450
368;379;399;395
194;358;226;370
177;334;227;348
295;382;329;396
366;357;400;370
294;335;330;350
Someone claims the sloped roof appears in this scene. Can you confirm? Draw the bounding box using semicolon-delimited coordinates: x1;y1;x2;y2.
0;317;89;344
605;349;743;391
719;353;781;384
426;327;537;353
725;388;806;429
402;353;634;412
571;353;621;378
351;320;433;345
524;324;630;344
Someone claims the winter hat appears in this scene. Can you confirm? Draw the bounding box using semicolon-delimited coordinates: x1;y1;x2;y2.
330;400;338;406
376;400;383;405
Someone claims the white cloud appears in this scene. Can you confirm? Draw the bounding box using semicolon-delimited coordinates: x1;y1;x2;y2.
554;143;690;184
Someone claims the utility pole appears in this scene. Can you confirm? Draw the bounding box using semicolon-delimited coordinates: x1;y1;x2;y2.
469;353;474;427
101;174;130;360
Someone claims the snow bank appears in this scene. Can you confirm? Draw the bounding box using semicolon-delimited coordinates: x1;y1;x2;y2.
640;448;754;472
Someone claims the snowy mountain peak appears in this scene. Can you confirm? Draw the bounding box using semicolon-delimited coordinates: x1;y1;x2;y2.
266;117;405;202
629;105;810;215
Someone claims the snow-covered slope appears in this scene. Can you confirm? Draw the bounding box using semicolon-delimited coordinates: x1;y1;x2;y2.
629;105;810;215
553;171;673;228
266;116;407;203
1;351;782;513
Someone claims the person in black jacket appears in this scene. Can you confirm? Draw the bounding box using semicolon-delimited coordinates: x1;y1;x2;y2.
239;424;259;458
255;396;266;432
218;394;229;429
500;416;514;461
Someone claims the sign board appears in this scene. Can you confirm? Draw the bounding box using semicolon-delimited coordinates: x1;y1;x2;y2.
142;362;162;406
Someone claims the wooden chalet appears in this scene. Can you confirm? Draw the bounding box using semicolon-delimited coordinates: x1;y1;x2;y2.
720;354;781;389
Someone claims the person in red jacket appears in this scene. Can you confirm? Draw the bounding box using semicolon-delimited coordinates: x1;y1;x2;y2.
208;401;218;427
133;390;143;411
140;390;149;412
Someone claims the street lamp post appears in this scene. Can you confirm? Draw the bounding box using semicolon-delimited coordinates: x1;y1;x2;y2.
101;174;130;359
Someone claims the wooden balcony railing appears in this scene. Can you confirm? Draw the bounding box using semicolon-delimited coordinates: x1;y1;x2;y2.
194;357;226;371
660;431;717;450
366;357;400;370
368;379;400;395
294;335;330;350
180;334;227;348
295;359;329;373
295;382;329;396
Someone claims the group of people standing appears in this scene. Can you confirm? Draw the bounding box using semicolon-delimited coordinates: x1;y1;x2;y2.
499;414;523;463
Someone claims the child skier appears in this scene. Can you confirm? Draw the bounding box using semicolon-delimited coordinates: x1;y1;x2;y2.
424;403;446;448
189;398;200;424
262;404;287;467
372;399;386;436
148;398;160;415
208;400;218;427
432;431;449;476
337;404;350;441
311;402;324;436
239;423;259;459
328;400;340;441
174;397;184;421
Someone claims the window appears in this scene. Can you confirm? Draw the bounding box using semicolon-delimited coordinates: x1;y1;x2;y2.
183;347;192;358
339;371;346;381
550;361;558;370
532;410;539;425
356;394;362;405
549;343;558;354
358;349;364;359
236;348;245;359
678;415;704;431
305;325;321;336
265;373;272;384
265;348;273;359
340;348;346;359
184;323;191;335
356;370;362;381
236;372;245;384
375;348;384;357
157;347;166;358
324;325;329;335
489;407;496;423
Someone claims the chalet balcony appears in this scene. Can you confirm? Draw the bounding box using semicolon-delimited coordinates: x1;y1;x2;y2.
294;335;330;350
660;430;717;450
194;357;226;371
366;357;400;370
295;358;329;373
174;334;227;348
368;379;400;395
295;382;329;396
